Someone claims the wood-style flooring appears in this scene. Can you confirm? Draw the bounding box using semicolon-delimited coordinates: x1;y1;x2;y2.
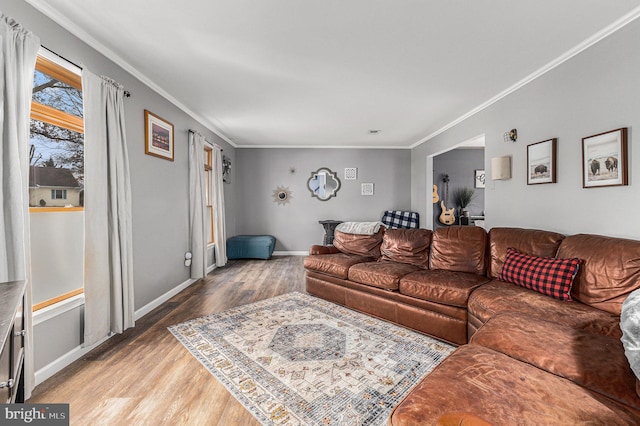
29;256;306;425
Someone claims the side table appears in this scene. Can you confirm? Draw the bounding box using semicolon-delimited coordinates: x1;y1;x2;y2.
318;220;343;245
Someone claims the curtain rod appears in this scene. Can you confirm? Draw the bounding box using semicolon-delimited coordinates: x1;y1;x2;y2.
41;45;131;98
189;129;223;151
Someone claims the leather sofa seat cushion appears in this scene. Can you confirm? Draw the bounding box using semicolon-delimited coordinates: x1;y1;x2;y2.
429;226;487;275
303;253;372;279
558;233;640;315
488;227;565;278
468;280;622;338
380;228;431;268
399;270;489;308
348;261;422;290
389;344;640;425
333;229;384;259
471;312;640;411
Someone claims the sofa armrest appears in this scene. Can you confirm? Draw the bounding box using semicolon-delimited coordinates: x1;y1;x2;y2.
309;245;341;255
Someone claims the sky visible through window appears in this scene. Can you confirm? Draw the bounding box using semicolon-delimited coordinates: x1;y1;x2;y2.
30;68;84;184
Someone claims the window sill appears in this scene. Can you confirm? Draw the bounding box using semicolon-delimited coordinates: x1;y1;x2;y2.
33;293;84;326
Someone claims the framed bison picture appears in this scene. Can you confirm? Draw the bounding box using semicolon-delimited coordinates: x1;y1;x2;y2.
582;128;628;188
527;138;557;185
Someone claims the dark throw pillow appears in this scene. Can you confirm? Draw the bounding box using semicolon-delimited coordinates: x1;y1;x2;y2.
498;247;581;301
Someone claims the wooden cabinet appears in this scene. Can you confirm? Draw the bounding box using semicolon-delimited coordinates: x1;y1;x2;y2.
0;280;26;403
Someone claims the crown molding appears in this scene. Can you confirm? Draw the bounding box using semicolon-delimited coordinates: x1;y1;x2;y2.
235;144;411;149
410;5;640;149
25;0;238;148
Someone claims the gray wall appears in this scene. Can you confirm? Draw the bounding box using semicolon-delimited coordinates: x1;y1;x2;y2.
433;148;485;228
412;18;640;240
236;148;411;251
1;1;236;372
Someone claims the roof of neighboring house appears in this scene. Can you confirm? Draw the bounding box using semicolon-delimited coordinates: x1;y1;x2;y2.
29;166;80;188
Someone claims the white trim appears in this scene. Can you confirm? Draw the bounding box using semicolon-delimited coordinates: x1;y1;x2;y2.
273;251;308;256
34;334;110;386
235;144;410;150
37;46;81;75
25;0;238;149
33;277;197;385
410;6;640;149
134;277;197;321
207;264;217;274
33;294;84;326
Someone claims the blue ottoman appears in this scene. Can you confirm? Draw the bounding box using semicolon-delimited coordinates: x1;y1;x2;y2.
226;235;276;260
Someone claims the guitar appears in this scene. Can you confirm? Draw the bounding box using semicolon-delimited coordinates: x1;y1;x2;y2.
438;175;456;225
432;184;439;203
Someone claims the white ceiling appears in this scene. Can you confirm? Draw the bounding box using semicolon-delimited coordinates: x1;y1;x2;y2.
26;1;640;148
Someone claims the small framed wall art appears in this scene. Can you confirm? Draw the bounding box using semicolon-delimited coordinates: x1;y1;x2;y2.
144;110;174;161
474;169;485;188
582;128;628;188
527;138;557;185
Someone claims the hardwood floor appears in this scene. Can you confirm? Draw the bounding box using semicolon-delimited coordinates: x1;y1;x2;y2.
29;256;306;425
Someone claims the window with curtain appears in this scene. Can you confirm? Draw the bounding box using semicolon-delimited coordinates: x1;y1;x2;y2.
205;145;215;245
29;52;84;311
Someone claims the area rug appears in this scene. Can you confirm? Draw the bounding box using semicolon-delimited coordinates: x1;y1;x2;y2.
169;292;454;425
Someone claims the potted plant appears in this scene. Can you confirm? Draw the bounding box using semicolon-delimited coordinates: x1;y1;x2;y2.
453;187;475;217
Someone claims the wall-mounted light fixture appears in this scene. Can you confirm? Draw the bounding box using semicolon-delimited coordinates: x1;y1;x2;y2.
503;129;518;143
491;156;512;180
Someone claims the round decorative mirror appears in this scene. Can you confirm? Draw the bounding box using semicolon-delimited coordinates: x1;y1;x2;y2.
307;167;341;201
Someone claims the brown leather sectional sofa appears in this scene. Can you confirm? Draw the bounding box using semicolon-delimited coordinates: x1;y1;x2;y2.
303;226;640;424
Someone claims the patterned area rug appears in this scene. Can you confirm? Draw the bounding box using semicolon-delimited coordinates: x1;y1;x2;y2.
169;292;454;425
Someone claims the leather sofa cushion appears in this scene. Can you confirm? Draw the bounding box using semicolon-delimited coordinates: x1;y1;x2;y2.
468;280;622;338
558;233;640;315
333;229;384;259
303;253;372;279
348;261;422;290
471;312;640;411
389;344;640;425
380;228;431;268
399;270;489;308
429;226;487;275
488;227;565;278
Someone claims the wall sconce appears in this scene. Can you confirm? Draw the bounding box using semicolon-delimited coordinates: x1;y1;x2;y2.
491;156;512;180
503;129;518;143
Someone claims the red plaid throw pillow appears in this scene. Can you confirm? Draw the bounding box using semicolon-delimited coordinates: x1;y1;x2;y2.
498;247;581;301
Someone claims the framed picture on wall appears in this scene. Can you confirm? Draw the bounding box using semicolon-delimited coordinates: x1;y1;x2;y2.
474;169;485;188
582;128;628;188
144;110;174;161
527;138;557;185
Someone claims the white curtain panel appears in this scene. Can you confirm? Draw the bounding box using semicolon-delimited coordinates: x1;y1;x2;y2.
82;68;134;346
188;131;208;279
0;12;40;400
212;147;227;267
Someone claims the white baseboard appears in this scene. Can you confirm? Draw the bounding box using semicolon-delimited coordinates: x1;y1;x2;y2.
273;251;308;256
206;264;216;274
34;277;197;386
35;334;111;386
134;277;197;320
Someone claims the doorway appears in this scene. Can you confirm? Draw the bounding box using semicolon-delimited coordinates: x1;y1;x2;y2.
426;134;485;230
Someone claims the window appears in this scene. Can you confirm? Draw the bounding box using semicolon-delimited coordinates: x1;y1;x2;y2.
205;146;215;245
30;53;84;209
30;51;84;311
51;189;67;200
